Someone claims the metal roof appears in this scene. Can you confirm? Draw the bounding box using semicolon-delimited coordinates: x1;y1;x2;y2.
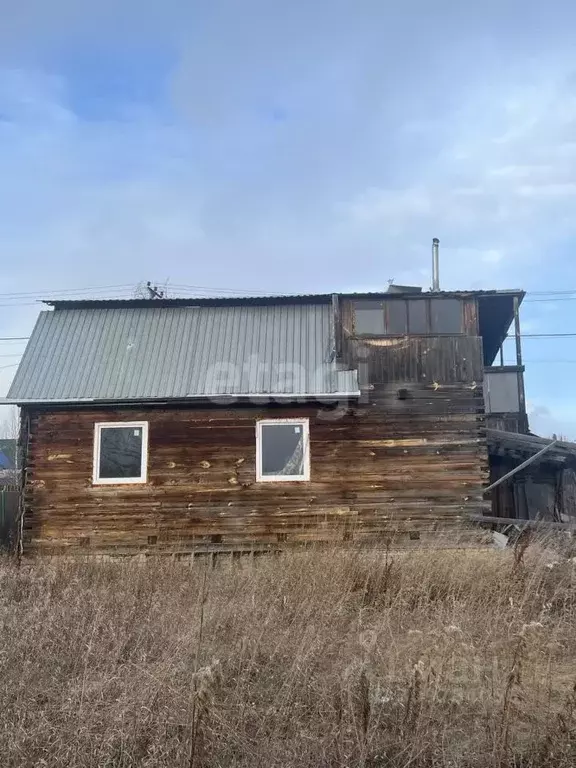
44;288;525;311
8;303;359;403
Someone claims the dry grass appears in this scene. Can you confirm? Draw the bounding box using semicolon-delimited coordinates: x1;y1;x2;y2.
1;538;576;767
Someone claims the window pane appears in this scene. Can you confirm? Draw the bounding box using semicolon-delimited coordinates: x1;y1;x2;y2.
99;427;143;479
408;300;428;333
354;302;385;335
386;301;407;334
430;299;462;333
261;424;305;477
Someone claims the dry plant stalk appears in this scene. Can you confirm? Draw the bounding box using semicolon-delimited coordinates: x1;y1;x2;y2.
0;538;575;767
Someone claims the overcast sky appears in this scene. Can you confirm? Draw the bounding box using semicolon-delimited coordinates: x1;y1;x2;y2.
1;0;576;435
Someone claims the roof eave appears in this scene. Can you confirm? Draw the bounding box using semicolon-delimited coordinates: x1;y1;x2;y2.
44;295;335;310
487;429;576;463
0;391;362;407
42;289;527;311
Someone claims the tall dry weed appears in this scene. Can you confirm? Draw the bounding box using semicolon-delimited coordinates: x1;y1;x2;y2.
0;537;575;766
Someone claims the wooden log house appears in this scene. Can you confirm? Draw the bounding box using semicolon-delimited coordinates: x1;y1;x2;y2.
6;287;530;554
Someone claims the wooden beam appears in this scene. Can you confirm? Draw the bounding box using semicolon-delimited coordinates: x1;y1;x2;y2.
468;514;576;530
484;439;559;493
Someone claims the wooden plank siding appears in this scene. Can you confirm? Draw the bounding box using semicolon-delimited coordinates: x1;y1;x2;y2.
21;397;489;555
348;336;484;386
19;306;492;554
462;297;479;335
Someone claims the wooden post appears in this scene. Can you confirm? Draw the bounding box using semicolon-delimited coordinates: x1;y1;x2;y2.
16;408;30;560
513;296;523;368
513;296;527;428
331;293;342;362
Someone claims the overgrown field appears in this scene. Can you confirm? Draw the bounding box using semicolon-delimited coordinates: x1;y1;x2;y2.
1;539;576;767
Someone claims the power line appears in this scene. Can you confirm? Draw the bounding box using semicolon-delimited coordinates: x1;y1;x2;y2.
527;289;576;296
0;283;135;299
0;283;576;304
509;333;576;338
168;283;281;296
0;337;29;341
525;297;576;303
0;282;274;301
0;281;576;299
0;293;136;307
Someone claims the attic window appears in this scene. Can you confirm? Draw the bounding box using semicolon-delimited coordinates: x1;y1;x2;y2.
354;302;385;334
256;419;310;482
407;300;428;334
430;299;462;333
386;301;408;334
353;298;463;336
93;422;148;485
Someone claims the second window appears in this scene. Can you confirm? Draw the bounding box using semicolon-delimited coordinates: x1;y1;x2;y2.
256;419;310;482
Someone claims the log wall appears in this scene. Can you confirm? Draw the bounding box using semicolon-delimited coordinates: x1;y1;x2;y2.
22;396;488;555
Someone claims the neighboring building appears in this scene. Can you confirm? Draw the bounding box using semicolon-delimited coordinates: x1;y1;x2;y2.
487;430;576;522
0;438;16;469
0;438;18;487
6;288;528;554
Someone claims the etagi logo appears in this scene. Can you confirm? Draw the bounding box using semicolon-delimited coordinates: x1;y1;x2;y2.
198;352;365;420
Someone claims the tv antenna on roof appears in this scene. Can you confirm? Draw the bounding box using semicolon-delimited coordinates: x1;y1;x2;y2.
146;281;165;299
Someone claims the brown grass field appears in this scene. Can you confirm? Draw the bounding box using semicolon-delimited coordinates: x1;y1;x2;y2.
1;536;576;767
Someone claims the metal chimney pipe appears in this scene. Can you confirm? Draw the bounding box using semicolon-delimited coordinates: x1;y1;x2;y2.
432;238;440;291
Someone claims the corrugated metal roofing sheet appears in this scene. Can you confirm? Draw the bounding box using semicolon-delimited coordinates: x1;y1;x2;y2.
8;304;359;402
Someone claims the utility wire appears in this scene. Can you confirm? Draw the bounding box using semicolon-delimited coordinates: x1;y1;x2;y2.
0;284;135;299
508;333;576;338
525;297;576;303
168;284;282;296
0;283;576;304
528;289;576;296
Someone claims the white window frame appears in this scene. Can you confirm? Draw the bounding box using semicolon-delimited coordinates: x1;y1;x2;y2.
256;418;310;483
93;421;149;485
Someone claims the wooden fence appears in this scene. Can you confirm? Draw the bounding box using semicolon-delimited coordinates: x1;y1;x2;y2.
0;488;18;550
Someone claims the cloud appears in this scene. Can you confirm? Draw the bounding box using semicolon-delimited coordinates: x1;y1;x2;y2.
528;402;576;441
0;67;215;401
2;0;576;419
0;68;206;264
0;0;186;56
345;65;576;285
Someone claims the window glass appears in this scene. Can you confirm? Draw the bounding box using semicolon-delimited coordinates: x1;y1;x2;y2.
97;425;145;481
386;301;408;334
259;421;308;480
408;300;428;333
354;302;385;335
430;299;462;334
